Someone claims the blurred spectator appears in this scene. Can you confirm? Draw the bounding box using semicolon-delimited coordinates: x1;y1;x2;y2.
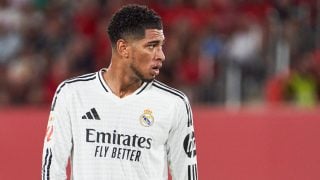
266;49;320;107
43;52;70;103
286;57;318;107
0;0;23;65
0;25;22;64
72;0;99;38
6;47;44;104
224;13;265;106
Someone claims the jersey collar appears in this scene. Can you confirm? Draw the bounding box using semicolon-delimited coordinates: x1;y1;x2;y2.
98;68;151;96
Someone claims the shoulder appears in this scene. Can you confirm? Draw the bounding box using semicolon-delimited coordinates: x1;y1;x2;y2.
55;72;97;93
151;80;189;104
51;72;98;111
151;80;193;127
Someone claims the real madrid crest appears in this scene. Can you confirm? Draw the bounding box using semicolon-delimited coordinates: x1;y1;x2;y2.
140;109;154;127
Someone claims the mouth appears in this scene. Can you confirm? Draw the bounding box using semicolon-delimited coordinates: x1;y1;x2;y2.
151;64;162;76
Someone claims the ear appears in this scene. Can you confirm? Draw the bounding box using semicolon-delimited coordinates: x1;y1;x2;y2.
116;39;129;58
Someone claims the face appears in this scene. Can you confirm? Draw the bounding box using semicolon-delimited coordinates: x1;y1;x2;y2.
127;29;165;82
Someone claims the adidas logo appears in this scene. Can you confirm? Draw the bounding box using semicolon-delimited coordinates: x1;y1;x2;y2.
82;108;101;120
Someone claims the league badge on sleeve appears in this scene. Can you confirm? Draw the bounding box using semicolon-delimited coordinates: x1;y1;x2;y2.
46;125;53;142
183;131;196;158
46;115;54;142
139;109;154;127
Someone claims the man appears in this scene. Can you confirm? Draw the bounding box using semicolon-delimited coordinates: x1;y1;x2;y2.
42;4;198;180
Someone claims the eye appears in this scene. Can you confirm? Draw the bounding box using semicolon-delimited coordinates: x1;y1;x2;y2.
147;44;156;49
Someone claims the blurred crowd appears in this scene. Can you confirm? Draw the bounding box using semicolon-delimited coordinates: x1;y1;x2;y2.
0;0;319;107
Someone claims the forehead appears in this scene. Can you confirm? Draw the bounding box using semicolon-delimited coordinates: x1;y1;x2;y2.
143;29;165;42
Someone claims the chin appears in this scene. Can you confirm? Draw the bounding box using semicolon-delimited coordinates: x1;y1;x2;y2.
141;73;157;82
142;76;155;83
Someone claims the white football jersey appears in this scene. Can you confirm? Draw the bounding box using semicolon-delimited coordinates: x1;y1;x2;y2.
42;68;198;180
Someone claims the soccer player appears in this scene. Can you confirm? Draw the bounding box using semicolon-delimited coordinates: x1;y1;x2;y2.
42;4;198;180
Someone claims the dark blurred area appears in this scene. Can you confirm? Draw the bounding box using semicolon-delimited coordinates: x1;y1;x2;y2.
0;0;319;108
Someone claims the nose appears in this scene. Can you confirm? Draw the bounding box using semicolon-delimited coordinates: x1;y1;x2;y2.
156;47;165;61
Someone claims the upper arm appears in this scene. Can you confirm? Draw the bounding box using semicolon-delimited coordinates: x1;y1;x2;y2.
42;82;73;180
166;97;198;180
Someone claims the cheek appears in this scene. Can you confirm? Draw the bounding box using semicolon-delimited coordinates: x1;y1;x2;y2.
133;52;152;67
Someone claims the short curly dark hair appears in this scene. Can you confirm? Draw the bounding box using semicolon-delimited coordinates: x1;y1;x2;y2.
107;4;163;47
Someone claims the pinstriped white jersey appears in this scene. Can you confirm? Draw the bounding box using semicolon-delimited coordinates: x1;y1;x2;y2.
42;68;198;180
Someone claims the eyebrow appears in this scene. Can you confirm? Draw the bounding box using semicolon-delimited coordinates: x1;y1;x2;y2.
147;39;165;45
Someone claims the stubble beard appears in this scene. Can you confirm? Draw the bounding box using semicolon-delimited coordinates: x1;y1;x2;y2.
130;64;154;83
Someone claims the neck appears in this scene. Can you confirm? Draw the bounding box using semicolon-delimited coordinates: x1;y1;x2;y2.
103;63;143;98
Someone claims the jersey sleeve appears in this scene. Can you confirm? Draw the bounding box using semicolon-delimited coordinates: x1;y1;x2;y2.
42;82;73;180
167;96;198;180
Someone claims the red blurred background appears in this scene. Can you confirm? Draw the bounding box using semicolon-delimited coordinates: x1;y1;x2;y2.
1;106;319;180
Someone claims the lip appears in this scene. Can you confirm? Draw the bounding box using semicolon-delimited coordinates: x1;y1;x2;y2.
152;68;160;76
151;64;162;76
